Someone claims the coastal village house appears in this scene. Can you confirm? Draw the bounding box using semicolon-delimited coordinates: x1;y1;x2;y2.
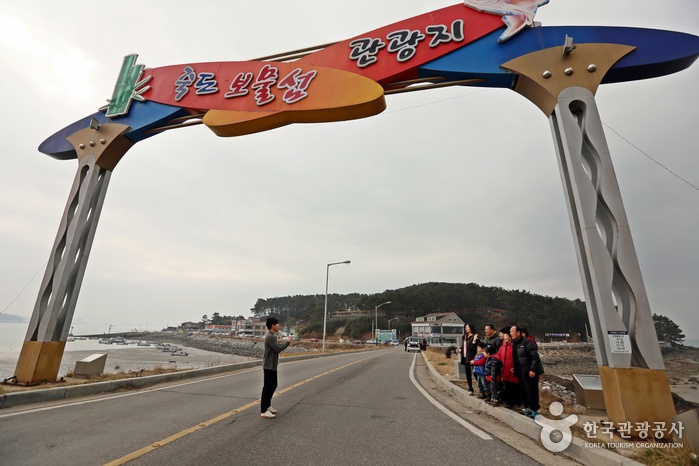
411;312;465;347
233;316;267;337
204;324;232;334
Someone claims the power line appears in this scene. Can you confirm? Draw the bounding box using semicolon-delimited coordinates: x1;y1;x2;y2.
0;263;44;316
603;122;699;192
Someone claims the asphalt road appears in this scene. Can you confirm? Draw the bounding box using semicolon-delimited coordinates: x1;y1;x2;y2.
0;349;557;465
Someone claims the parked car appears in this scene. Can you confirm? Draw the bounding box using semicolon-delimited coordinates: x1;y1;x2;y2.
406;337;420;352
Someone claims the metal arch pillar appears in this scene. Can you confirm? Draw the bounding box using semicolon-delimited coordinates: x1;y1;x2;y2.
14;123;133;384
502;43;675;432
549;87;664;370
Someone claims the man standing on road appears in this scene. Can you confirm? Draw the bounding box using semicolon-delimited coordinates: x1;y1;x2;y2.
261;317;293;419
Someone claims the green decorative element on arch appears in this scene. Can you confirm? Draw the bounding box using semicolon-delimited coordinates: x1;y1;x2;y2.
100;53;152;118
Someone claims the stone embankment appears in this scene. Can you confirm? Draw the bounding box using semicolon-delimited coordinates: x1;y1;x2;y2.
140;333;357;359
538;343;699;409
441;342;699;409
538;343;699;382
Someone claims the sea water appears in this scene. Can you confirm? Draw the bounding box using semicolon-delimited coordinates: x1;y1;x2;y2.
0;322;251;380
0;322;142;378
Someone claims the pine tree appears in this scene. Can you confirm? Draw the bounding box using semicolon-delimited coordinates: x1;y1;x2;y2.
652;313;685;345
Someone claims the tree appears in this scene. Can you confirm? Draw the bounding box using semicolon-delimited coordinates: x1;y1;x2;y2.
652;313;685;345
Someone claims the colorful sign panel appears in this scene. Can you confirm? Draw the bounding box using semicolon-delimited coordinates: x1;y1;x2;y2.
39;2;699;159
143;62;386;137
298;4;503;84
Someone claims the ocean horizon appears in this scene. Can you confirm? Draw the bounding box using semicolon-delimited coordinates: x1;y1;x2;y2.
0;322;251;380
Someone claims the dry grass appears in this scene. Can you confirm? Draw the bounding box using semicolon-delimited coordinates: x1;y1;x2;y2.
424;347;457;377
633;446;698;466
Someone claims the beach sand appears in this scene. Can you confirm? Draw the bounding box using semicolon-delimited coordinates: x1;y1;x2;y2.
62;345;253;375
1;340;255;381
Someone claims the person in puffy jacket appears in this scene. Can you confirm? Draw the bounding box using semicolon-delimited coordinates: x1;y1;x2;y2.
471;341;488;399
481;323;501;353
511;325;543;417
484;345;503;405
497;326;520;408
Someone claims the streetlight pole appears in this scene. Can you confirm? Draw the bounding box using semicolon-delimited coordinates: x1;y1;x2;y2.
388;317;397;332
295;320;303;338
388;317;398;343
323;260;350;352
374;301;391;346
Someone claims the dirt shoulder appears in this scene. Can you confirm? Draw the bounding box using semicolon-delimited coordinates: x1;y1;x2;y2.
425;343;699;411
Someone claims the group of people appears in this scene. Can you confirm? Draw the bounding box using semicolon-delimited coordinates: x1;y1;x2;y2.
258;317;544;421
460;323;544;418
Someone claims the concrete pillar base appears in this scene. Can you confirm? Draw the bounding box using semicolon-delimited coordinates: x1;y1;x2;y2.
598;365;676;438
13;341;66;385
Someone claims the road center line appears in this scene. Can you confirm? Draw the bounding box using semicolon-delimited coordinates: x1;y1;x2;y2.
0;368;261;419
103;355;378;466
408;353;492;440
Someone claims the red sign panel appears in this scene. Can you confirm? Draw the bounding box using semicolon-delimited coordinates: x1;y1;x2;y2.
299;4;503;84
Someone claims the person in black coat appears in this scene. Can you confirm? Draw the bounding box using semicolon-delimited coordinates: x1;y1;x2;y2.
510;325;543;417
460;324;479;395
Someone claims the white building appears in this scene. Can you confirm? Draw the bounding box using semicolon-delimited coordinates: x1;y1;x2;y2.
411;312;465;347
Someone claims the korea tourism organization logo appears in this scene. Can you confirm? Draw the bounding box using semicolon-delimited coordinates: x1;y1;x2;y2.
534;402;578;452
534;402;686;453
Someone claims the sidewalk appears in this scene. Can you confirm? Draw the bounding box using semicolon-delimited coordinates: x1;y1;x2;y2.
420;351;644;466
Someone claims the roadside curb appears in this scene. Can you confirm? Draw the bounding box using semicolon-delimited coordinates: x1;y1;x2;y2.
1;360;261;409
420;352;643;466
1;349;375;409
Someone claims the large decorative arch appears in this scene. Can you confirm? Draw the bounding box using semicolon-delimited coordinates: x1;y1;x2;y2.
16;1;699;435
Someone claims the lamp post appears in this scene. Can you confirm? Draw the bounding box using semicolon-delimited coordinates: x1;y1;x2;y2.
323;260;351;352
295;320;303;337
388;317;398;343
374;301;391;346
388;317;397;332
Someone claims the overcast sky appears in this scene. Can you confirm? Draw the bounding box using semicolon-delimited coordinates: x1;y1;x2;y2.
1;0;697;338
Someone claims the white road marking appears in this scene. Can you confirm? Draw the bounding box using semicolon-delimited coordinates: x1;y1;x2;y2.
0;353;377;419
409;353;492;440
0;368;259;419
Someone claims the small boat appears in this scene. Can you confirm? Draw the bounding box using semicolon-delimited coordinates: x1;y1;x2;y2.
98;338;112;344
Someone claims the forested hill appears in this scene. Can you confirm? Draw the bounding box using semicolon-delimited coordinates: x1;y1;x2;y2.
251;282;588;338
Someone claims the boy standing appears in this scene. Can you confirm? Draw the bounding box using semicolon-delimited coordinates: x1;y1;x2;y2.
261;317;293;419
470;341;488;399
